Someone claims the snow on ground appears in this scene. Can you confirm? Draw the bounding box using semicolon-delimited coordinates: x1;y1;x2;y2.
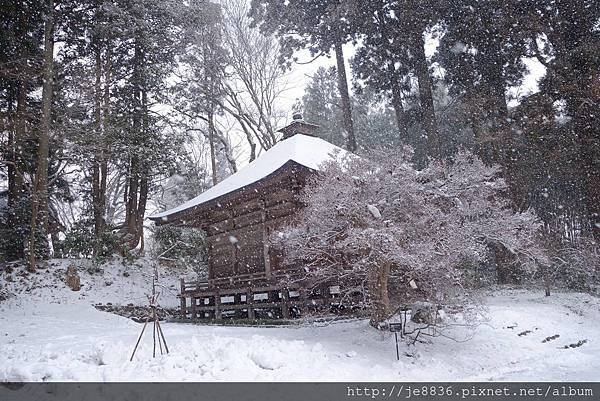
0;261;599;381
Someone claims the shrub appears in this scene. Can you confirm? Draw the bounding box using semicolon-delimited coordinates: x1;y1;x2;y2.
152;225;208;278
272;149;549;327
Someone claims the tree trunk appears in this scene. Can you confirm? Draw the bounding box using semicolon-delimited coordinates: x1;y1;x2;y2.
28;0;54;271
8;0;26;214
523;2;598;239
51;230;62;258
240;120;257;162
376;5;408;144
7;88;21;206
543;266;552;297
333;37;357;152
125;157;139;248
575;83;600;240
412;30;440;160
7;108;17;206
369;260;391;328
208;107;218;185
549;4;600;239
135;173;148;250
92;46;104;254
101;47;111;229
122;36;147;251
133;88;151;251
390;77;409;142
476;37;509;165
492;241;520;284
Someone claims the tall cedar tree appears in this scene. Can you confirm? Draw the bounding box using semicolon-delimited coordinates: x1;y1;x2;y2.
27;0;55;270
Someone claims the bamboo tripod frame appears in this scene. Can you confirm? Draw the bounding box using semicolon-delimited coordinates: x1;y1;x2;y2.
130;266;170;361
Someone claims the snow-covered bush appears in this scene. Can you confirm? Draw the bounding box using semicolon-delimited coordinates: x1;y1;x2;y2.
272;148;549;327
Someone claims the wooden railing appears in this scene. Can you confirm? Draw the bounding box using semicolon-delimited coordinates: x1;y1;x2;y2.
180;269;304;295
177;269;342;321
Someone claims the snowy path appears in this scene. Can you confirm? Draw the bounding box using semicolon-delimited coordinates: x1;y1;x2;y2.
0;290;598;381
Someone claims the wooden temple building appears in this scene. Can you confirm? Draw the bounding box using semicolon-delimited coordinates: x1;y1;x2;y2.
149;116;349;320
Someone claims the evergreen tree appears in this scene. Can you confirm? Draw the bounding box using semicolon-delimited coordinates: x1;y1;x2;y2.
302;67;401;151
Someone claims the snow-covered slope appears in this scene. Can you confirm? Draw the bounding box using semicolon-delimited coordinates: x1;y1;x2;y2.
150;134;348;220
0;259;182;309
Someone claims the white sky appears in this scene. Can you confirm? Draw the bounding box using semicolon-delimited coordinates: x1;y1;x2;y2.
273;33;546;121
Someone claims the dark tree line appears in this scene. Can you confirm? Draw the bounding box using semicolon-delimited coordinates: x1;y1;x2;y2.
251;0;599;241
0;0;232;266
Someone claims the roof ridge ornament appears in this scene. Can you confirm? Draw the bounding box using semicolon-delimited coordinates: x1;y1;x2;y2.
279;115;319;140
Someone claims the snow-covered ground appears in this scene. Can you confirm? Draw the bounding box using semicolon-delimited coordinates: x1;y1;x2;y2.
0;260;598;381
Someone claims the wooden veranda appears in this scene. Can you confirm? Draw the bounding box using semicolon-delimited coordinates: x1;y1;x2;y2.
179;269;349;321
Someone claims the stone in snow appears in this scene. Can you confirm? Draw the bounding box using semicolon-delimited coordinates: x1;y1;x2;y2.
367;204;381;219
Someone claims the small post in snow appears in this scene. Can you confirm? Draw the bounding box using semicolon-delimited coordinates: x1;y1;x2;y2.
389;322;402;361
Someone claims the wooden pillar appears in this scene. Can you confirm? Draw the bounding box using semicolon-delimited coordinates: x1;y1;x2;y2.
214;290;221;320
190;297;196;321
180;296;187;320
207;238;214;280
320;284;330;310
260;198;271;279
179;278;187;320
281;288;290;319
246;288;255;320
298;288;308;315
228;210;239;277
234;293;242;319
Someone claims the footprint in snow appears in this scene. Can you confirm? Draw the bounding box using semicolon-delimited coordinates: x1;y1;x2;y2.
542;334;560;343
560;339;587;349
517;330;532;337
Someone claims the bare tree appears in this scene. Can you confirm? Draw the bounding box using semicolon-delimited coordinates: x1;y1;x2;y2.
218;0;289;160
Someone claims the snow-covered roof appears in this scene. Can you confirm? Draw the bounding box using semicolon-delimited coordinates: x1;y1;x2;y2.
150;134;348;220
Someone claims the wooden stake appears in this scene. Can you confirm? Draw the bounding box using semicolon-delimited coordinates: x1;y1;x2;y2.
156;319;170;354
152;308;157;358
130;316;150;361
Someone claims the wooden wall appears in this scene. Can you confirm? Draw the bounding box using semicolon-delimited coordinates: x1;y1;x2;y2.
150;161;312;281
199;167;307;280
